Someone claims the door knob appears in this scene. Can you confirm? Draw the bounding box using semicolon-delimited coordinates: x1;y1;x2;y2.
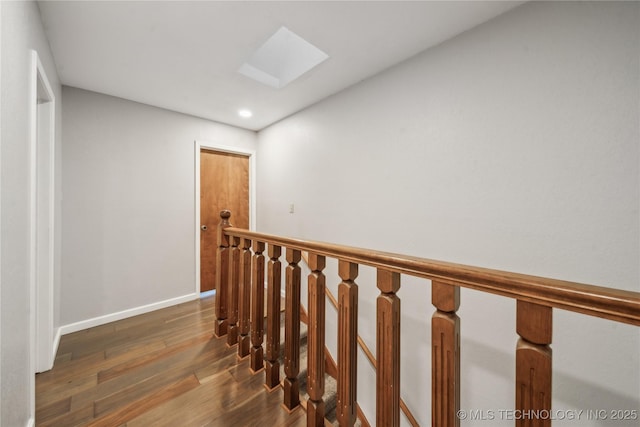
201;225;208;231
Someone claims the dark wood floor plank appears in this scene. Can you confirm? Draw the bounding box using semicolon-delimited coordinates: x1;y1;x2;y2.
35;396;71;421
193;342;248;384
36;294;306;426
59;304;206;362
124;361;236;426
37;337;165;390
88;374;201;426
93;341;233;418
36;372;98;409
68;337;222;414
205;381;307;427
104;334;167;359
36;351;105;388
112;306;194;332
37;402;95;427
96;332;212;384
57;323;116;347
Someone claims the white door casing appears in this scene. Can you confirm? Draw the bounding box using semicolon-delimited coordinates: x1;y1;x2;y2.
30;50;56;380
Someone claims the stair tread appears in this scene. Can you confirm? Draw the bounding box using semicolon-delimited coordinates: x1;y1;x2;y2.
270;312;361;426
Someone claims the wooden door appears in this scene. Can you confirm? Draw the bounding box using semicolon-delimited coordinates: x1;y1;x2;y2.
200;149;250;292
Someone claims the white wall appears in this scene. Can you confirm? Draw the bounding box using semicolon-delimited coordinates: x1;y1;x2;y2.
61;87;257;329
257;2;639;426
1;1;63;425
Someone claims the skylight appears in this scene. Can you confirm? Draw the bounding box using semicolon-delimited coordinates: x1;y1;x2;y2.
238;26;329;89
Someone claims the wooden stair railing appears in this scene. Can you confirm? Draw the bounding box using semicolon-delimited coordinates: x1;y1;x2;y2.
301;252;420;426
214;210;640;427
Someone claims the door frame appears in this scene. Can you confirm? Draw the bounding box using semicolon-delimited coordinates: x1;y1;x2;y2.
29;50;56;381
194;140;256;295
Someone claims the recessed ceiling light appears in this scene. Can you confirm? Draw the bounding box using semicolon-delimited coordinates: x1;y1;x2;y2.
238;26;329;89
238;109;253;118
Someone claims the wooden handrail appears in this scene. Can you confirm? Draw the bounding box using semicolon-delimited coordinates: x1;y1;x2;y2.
224;227;640;326
216;211;640;427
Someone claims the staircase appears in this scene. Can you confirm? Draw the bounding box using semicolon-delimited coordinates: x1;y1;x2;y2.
271;308;361;426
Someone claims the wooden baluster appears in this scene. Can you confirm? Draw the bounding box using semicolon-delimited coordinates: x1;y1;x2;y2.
237;237;252;359
377;269;401;427
283;249;302;410
214;210;232;337
337;261;358;427
516;300;552;427
432;281;460;427
227;235;240;346
265;244;282;390
307;253;326;426
250;240;265;373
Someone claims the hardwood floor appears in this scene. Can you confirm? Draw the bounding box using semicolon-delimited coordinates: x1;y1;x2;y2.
36;294;307;426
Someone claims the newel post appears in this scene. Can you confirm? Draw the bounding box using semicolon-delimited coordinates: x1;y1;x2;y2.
432;281;460;427
214;210;232;337
516;300;552;427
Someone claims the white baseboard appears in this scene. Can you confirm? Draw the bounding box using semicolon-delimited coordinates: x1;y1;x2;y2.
39;328;62;372
59;293;199;336
52;327;61;361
